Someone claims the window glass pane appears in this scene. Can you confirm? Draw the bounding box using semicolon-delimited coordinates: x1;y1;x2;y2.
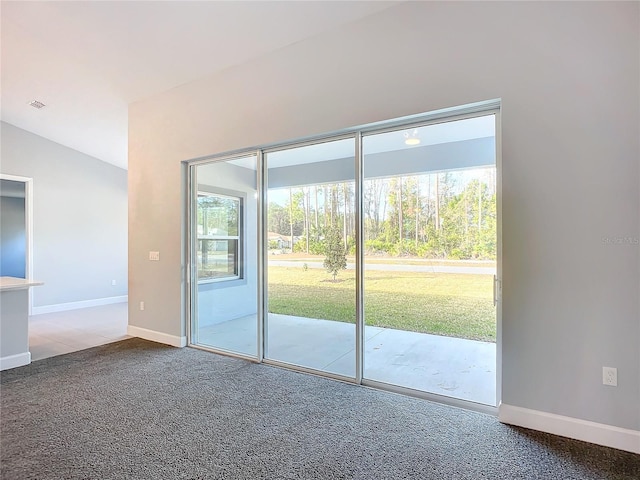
265;137;356;378
197;193;241;281
198;195;239;237
191;155;258;358
198;239;238;279
362;114;497;406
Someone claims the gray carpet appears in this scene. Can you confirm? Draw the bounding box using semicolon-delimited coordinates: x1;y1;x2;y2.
1;338;638;480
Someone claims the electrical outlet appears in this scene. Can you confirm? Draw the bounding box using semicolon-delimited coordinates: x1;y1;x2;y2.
149;251;160;261
139;301;145;311
111;280;117;286
602;367;617;387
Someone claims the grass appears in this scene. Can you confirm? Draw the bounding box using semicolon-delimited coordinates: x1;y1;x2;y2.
268;266;496;342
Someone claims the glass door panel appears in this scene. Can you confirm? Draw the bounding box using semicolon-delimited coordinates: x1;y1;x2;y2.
191;156;258;358
265;138;356;377
362;115;497;405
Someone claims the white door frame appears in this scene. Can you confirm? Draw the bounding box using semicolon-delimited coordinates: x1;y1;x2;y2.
1;173;34;315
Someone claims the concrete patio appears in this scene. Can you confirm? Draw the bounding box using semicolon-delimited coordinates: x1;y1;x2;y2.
197;313;496;406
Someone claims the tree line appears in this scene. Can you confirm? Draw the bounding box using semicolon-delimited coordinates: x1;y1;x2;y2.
268;168;496;260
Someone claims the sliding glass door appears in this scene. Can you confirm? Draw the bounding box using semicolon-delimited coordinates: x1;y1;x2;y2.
264;138;356;378
187;103;500;407
362;115;497;405
190;155;259;358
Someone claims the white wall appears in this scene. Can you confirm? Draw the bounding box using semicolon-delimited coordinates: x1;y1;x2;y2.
1;122;128;309
128;1;639;441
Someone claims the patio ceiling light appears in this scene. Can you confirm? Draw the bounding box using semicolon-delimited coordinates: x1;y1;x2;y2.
404;129;420;146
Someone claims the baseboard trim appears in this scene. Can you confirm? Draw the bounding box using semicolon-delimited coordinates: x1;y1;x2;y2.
1;352;31;371
127;325;187;348
32;295;128;315
499;403;640;454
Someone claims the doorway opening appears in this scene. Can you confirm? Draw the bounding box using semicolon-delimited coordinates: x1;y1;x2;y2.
1;174;34;314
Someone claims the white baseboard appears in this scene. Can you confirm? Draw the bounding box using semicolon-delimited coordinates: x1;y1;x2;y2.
32;295;128;315
499;403;640;454
1;352;31;371
127;325;187;348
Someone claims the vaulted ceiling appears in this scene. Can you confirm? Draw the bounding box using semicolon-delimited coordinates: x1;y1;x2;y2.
1;1;397;170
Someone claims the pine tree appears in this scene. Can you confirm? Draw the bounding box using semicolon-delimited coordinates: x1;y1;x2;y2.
323;225;347;281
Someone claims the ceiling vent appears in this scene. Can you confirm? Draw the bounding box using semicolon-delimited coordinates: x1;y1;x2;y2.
28;100;46;109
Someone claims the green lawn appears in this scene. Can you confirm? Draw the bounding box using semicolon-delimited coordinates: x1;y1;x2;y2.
268;266;496;342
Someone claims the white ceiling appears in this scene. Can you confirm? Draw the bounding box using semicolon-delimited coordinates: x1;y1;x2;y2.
1;1;398;170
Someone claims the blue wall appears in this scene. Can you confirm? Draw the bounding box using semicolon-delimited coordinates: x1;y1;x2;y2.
0;195;26;278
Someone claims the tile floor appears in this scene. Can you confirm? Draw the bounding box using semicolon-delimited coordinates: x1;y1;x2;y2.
28;302;129;361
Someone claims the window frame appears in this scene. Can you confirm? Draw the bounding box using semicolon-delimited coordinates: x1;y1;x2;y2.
196;187;245;286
